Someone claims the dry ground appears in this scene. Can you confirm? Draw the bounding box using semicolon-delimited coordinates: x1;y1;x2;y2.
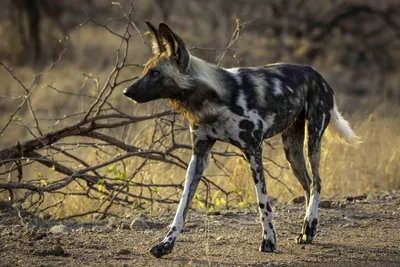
1;191;399;267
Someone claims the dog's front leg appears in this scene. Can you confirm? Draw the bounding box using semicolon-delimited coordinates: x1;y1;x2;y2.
243;147;277;252
149;134;215;258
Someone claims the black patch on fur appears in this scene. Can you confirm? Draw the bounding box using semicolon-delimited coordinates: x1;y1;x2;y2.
223;68;246;117
261;182;267;195
244;151;264;185
254;120;263;140
149;239;174;258
268;222;274;230
167;226;177;236
259;203;265;209
302;218;319;242
239;131;254;146
201;114;219;124
229;138;241;148
230;105;244;117
239;120;255;131
239;119;264;149
266;202;272;212
252;169;259;184
260;234;276;252
239;73;258;110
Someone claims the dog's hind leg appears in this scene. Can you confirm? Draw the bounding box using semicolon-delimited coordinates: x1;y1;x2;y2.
282;112;311;209
297;109;330;244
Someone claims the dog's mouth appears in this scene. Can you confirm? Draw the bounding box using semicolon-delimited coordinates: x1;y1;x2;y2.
123;88;137;103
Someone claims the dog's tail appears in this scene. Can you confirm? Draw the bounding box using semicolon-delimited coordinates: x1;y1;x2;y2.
326;99;361;146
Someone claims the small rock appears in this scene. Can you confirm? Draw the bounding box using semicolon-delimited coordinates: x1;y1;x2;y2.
319;200;333;209
3;244;16;250
223;211;235;216
52;245;65;256
118;222;131;230
116;248;131;255
139;213;150;220
50;225;72;234
216;235;224;240
42;213;51;220
339;202;347;208
27;223;38;231
341;222;359;228
185;222;199;228
346;194;367;202
107;217;119;228
32;232;47;241
289;196;305;204
383;194;395;200
130;218;150;230
36;245;66;256
209;211;221;216
300;245;305;249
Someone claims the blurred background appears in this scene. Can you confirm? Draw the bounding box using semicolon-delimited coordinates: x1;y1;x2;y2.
0;0;399;218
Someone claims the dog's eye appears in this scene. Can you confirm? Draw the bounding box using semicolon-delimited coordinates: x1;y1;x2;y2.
151;70;160;77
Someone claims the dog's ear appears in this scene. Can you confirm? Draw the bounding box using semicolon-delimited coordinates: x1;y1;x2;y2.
158;23;190;71
145;21;164;55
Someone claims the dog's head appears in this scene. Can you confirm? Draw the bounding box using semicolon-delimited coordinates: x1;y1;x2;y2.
123;22;191;103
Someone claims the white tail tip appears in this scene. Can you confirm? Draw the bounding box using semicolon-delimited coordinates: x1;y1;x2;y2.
326;99;362;146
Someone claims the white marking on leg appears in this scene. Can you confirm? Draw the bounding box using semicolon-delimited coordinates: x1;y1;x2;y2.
169;155;198;236
305;191;320;225
248;153;276;246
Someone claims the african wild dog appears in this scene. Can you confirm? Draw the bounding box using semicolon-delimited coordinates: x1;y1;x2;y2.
123;22;360;258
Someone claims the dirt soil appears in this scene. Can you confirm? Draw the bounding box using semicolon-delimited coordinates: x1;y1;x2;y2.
1;191;399;267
